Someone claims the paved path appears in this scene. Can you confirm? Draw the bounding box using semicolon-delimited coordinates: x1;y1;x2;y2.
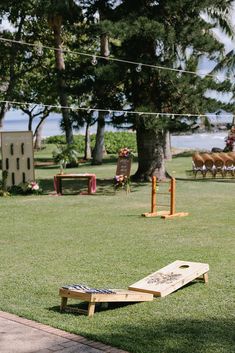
0;311;129;353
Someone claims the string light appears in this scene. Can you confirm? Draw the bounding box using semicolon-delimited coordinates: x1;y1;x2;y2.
34;41;43;57
0;36;224;79
0;100;233;119
91;55;97;66
136;64;142;73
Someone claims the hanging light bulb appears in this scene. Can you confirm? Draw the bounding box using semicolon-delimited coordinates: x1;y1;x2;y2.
87;108;91;113
171;114;175;120
35;42;43;57
136;64;142;72
124;111;128;117
91;55;98;65
108;109;112;115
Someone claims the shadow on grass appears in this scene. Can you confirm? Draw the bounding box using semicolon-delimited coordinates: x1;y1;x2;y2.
96;318;235;353
49;301;138;316
38;177;148;196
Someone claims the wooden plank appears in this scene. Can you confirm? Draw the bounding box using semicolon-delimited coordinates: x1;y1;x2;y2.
60;297;68;312
128;260;209;297
162;212;189;219
88;302;96;317
59;288;153;304
142;211;170;217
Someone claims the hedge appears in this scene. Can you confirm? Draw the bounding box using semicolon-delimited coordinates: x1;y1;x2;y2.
44;131;137;154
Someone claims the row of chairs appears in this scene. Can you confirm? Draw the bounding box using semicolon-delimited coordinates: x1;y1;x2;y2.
192;152;235;177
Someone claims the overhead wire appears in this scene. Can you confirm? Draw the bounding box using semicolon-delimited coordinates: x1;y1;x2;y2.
0;100;233;119
0;36;222;79
0;37;233;119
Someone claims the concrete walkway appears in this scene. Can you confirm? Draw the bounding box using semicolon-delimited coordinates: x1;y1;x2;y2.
0;311;129;353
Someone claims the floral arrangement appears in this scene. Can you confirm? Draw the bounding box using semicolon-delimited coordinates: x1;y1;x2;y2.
26;181;41;193
114;174;130;192
224;126;235;152
118;147;132;158
9;181;42;195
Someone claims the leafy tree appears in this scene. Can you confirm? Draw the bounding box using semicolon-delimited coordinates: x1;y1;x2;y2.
107;0;234;180
0;0;38;127
35;0;83;145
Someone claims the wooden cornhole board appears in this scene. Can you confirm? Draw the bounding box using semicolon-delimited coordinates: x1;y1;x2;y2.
59;288;153;317
129;260;209;297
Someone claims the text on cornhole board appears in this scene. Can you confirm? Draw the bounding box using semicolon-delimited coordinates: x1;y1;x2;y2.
116;157;131;176
129;260;209;297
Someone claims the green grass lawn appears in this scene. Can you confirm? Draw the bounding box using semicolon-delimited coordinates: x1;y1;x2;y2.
0;148;234;353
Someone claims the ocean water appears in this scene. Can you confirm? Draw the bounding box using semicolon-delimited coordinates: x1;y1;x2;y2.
1;111;228;151
171;132;227;150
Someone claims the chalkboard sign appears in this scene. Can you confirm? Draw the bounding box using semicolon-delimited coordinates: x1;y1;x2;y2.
116;157;131;177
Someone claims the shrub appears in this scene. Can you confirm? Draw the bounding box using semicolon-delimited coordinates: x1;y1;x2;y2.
45;131;137;155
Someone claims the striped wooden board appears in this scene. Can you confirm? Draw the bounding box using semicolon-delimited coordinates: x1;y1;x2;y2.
129;260;209;297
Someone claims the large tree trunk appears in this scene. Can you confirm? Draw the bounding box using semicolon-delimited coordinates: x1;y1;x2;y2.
133;126;166;181
164;130;172;160
50;16;73;145
84;122;91;160
92;112;105;165
0;102;9;128
92;29;109;164
34;119;46;150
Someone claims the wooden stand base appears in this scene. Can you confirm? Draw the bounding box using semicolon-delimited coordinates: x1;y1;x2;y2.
161;212;189;219
142;211;189;219
59;288;153;317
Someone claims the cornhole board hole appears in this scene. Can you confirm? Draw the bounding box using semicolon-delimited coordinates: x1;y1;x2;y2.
129;260;209;297
59;288;153;317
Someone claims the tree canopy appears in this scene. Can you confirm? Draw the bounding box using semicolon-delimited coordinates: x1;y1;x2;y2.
0;0;234;179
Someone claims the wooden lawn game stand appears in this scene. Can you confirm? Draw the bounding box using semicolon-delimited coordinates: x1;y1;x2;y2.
59;261;209;317
142;176;188;219
1;131;34;187
129;260;209;297
59;289;153;317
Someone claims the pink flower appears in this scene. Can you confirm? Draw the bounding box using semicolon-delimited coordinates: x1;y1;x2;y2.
28;181;40;191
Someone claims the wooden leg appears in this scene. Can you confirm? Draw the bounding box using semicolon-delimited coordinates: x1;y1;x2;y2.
87;302;96;317
59;179;63;194
60;297;68;312
88;178;91;194
203;272;209;283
